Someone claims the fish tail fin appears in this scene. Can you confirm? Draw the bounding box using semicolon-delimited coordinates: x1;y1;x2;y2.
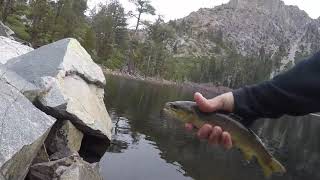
269;158;286;174
260;158;286;178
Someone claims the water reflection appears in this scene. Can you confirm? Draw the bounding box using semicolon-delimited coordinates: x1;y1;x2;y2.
253;115;320;179
100;74;320;180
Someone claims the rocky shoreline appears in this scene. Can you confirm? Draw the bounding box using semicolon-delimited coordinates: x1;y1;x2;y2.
0;32;112;179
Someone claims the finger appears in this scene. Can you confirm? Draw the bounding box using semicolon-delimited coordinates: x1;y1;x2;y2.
194;92;222;112
197;124;213;139
222;132;233;150
208;126;222;145
185;123;194;131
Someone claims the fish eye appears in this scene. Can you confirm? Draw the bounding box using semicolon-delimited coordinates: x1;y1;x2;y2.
171;104;178;109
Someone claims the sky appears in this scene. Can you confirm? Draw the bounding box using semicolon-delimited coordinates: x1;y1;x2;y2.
87;0;320;28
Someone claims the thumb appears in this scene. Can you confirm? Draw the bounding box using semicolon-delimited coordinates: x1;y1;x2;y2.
194;92;223;112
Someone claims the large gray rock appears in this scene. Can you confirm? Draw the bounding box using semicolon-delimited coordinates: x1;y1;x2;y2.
0;65;44;102
58;161;102;180
0;80;55;180
0;36;33;64
6;38;112;140
0;21;14;37
46;120;84;160
28;155;103;180
6;38;105;86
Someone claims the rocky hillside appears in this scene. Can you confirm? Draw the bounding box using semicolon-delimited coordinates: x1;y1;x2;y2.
165;0;320;78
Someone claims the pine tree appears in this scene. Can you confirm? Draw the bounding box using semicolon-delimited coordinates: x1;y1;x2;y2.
50;0;87;40
1;0;15;22
139;16;174;76
129;0;155;33
91;0;128;68
1;0;31;40
29;0;55;46
82;26;96;54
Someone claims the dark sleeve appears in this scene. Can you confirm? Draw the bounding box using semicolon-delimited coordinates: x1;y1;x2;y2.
232;51;320;125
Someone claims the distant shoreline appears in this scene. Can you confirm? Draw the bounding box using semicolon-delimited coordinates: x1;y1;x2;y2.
102;68;180;86
102;68;232;97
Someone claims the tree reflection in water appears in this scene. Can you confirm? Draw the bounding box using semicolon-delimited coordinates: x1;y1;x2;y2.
101;74;320;180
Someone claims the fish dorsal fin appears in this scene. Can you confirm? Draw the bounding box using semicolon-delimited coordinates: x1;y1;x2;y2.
227;113;243;121
248;128;267;148
248;128;261;141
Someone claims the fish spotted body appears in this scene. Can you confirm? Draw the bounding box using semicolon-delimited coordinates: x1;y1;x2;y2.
161;101;286;178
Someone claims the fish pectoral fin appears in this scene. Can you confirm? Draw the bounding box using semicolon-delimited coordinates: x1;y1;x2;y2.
259;158;286;178
261;163;273;178
240;149;253;161
243;151;253;161
269;158;286;173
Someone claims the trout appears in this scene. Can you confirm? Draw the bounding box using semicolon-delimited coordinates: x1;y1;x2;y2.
161;101;286;178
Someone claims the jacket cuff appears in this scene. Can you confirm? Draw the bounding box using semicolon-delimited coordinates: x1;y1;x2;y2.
232;88;256;127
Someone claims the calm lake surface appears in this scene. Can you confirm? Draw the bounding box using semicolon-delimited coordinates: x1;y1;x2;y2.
100;74;320;180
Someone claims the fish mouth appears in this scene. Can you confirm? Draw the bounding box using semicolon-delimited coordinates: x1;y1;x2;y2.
160;109;166;118
160;107;176;119
160;108;169;117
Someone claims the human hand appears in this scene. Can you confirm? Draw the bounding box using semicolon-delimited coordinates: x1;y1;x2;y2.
185;92;234;149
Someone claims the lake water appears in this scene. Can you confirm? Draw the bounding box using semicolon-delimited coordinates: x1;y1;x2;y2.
100;74;320;180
